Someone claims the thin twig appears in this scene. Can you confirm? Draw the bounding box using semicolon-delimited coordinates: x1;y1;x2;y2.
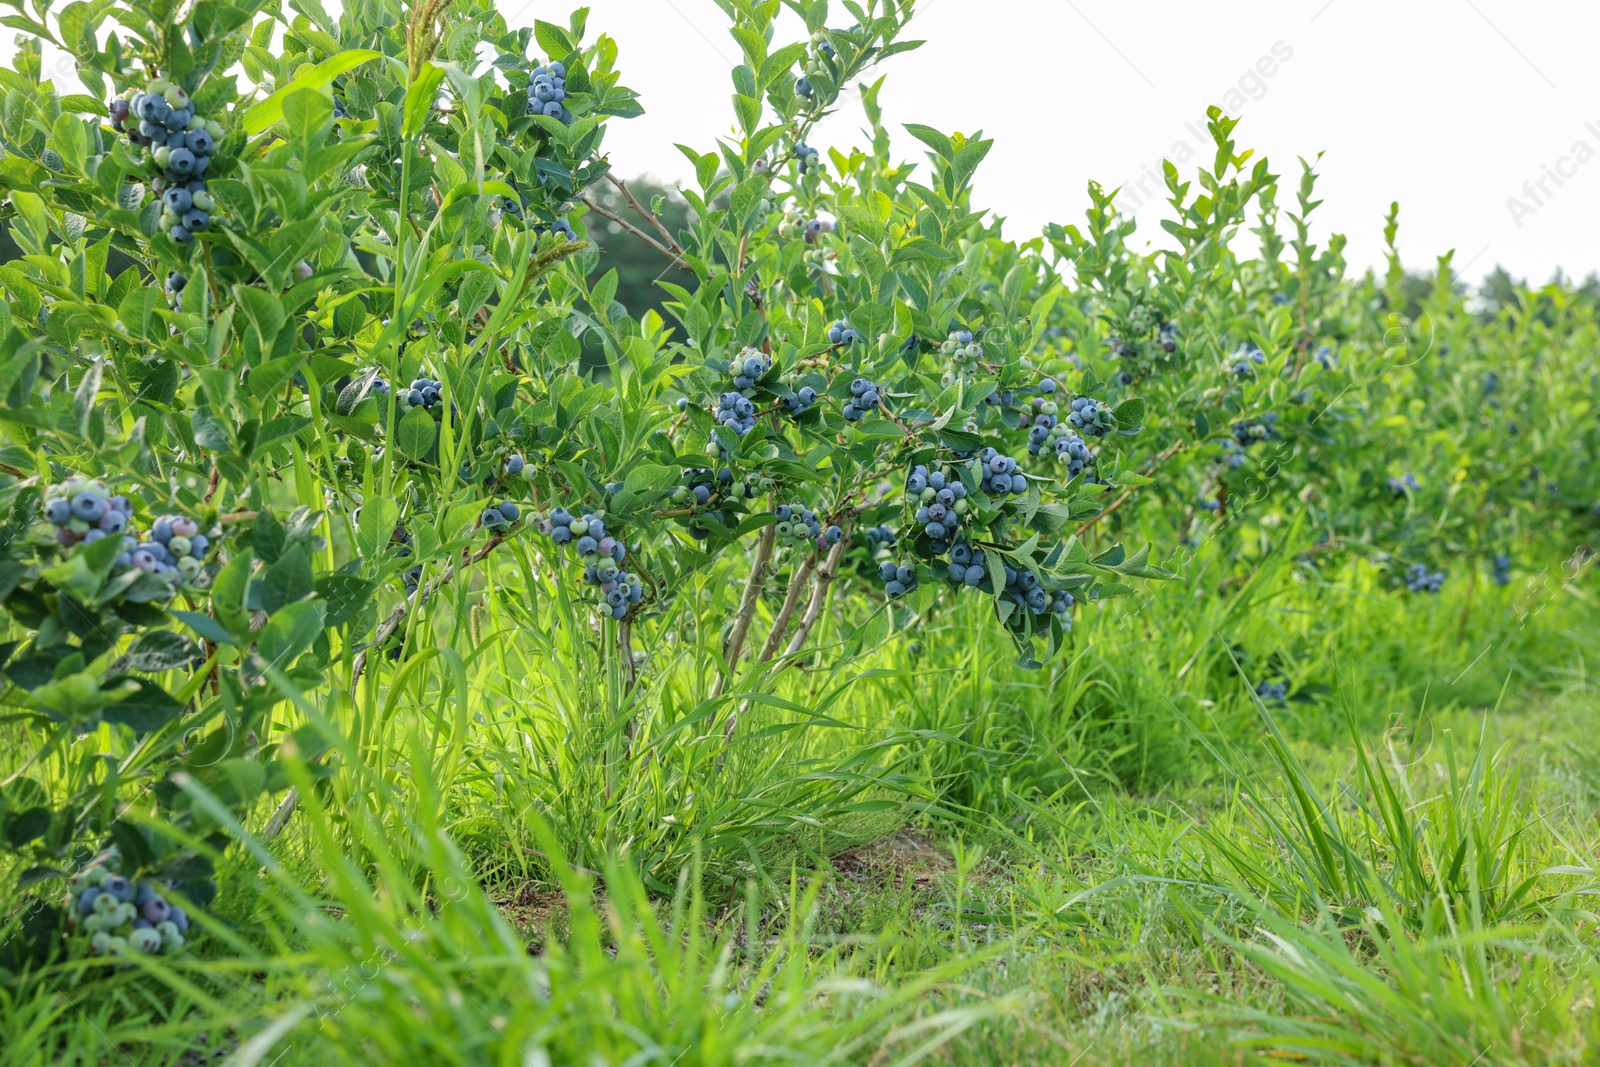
579;195;693;271
1073;438;1186;537
603;173;687;259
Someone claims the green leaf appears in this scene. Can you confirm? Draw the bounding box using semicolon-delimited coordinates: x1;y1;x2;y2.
246;354;306;399
890;236;955;267
849;301;893;343
119;631;201;672
50;113;87;174
1113;544;1178;580
623;464;675;493
212;550;255;638
281;87;332;144
903;124;955;161
170;610;234;646
118;286;161;340
241;50;382;135
357;497;400;558
1114;396;1146;428
258;544;314;614
190;406;233;452
101;677;184;734
533;19;576;59
403;64;447;138
255;600;326;673
314;573;376;629
396;406;438;460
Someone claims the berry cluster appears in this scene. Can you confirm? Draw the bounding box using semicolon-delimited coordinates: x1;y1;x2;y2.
842;377;881;422
535;218;577;241
1231;344;1266;377
907;465;967;551
527;60;571;121
726;347;771;389
582;554;643;620
391;525;423;593
862;524;896;550
938;329;984;385
1125;303;1161;336
1255;680;1288;707
795;142;821;173
1065;395;1113;437
108;79;224;245
1314;345;1336;370
780;212;835;242
68;861;191;957
672;468;719;508
1108;315;1176;368
479;500;522;530
781;384;818;415
876;560;919;599
42;477;131;548
503;454;534;481
544;507;613;557
1492;554;1512;586
1404;563;1446;593
984;388;1017;409
774;504;838;549
164;270;186;308
404;377;445;410
1387;472;1421;496
1047;431;1095;477
134;515;211;580
1231;413;1278;448
997;564;1073;619
977;447;1027;497
716;391;758;434
827;320;863;346
945;540;985;588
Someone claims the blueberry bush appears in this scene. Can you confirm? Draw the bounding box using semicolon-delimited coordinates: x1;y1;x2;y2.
0;0;1593;1014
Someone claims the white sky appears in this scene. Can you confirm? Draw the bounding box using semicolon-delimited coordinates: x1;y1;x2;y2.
11;0;1597;284
580;0;1600;286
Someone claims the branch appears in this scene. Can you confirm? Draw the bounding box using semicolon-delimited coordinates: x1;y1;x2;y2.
580;194;693;271
709;523;776;700
604;173;687;260
781;535;848;663
758;556;815;663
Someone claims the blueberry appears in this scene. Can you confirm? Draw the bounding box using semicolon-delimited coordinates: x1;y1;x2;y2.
71;493;106;522
182;209;209;232
136;94;169;122
164;188;193;213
